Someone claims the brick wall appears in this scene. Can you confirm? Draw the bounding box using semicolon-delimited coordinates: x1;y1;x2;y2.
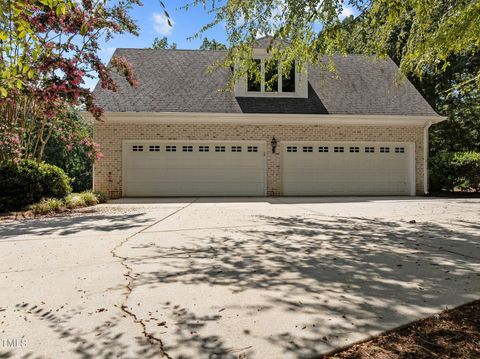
94;122;425;198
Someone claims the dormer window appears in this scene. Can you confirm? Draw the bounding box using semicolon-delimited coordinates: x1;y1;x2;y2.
247;59;261;92
282;64;295;92
246;59;296;94
265;59;279;92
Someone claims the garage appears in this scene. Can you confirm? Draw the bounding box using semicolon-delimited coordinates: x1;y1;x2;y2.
123;141;266;196
282;142;415;196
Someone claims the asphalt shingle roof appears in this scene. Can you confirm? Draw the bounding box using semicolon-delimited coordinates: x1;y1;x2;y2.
93;48;438;116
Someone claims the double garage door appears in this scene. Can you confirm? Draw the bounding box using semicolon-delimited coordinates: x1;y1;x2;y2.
123;141;415;197
123;141;266;196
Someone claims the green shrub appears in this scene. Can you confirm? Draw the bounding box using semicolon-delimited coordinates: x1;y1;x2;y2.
64;193;86;209
93;191;108;204
28;198;63;215
430;151;480;192
0;161;43;212
39;163;72;199
79;191;99;206
0;160;72;212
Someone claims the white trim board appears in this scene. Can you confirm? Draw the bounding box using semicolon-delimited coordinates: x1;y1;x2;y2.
83;111;446;127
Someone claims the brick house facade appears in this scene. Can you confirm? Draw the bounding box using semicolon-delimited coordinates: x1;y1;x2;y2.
89;39;443;198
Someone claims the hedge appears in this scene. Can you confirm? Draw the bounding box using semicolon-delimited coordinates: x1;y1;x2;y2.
430;151;480;192
0;160;72;212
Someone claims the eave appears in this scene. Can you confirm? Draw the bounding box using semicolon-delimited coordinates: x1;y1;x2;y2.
81;111;446;127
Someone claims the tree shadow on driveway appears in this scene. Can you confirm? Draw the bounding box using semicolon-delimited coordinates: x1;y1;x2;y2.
0;213;151;239
125;215;480;358
0;302;163;359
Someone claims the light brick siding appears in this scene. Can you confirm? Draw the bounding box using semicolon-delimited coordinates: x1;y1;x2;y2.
94;122;425;198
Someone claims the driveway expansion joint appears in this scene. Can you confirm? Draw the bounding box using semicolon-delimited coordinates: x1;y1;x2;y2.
110;199;198;358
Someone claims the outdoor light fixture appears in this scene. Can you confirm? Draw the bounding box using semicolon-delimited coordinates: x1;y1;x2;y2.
271;136;277;153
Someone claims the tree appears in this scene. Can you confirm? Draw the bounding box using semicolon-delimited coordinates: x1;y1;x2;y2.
0;0;143;165
43;110;97;192
340;7;480;155
152;36;177;49
185;0;479;92
199;38;227;50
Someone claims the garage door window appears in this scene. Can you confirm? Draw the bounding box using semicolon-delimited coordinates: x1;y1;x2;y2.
365;147;375;153
199;145;210;152
287;146;297;152
182;145;193;152
132;145;143;152
303;146;313;152
248;146;258;152
334;146;344;153
319;146;329;152
166;145;176;152
349;147;360;153
380;147;390;153
215;146;226;152
232;146;242;152
149;145;160;152
395;147;405;153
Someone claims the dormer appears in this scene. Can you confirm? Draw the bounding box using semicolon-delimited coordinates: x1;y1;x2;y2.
234;37;308;98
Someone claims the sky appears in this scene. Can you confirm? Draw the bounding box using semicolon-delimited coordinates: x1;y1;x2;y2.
86;1;357;89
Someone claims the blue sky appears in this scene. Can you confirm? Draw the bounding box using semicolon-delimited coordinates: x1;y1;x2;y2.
87;2;357;89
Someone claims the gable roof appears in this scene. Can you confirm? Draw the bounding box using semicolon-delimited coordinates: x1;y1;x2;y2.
93;48;439;117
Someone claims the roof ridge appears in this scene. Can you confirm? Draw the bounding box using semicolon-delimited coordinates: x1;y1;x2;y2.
115;48;228;52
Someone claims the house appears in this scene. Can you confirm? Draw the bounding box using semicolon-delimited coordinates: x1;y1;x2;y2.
90;38;444;198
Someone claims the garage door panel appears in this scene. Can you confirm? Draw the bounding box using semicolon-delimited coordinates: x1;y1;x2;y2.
127;168;262;183
283;142;414;196
126;182;265;197
124;141;265;197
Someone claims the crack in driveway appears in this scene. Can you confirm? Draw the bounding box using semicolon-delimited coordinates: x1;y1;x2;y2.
111;198;198;358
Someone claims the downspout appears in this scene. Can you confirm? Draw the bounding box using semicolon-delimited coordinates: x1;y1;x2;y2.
423;120;433;195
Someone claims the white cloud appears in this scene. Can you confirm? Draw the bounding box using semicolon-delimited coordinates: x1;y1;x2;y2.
153;12;173;36
340;6;355;19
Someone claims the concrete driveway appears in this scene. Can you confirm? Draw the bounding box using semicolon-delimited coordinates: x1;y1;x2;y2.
0;197;479;358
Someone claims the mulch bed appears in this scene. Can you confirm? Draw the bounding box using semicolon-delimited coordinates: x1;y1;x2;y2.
328;300;480;358
0;207;97;221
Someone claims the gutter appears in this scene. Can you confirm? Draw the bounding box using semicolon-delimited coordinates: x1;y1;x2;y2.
423;121;433;195
80;111;445;127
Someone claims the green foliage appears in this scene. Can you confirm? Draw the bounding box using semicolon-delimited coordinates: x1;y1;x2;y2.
0;0;72;96
184;1;479;92
93;191;108;204
43;111;94;192
64;191;99;209
341;5;480;177
200;38;227;50
28;198;63;215
38;163;72;199
0;160;43;212
151;36;177;49
79;191;99;206
0;160;71;212
430;152;480;192
64;193;86;209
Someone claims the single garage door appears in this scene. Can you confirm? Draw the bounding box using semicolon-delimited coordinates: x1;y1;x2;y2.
282;142;415;196
123;141;266;196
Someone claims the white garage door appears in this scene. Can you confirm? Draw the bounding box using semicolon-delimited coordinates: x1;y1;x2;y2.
282;142;415;196
123;141;266;196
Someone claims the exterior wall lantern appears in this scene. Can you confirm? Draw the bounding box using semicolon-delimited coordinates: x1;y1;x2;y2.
271;136;277;153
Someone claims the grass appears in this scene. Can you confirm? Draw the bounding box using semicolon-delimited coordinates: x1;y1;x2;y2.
329;300;480;358
25;191;107;216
